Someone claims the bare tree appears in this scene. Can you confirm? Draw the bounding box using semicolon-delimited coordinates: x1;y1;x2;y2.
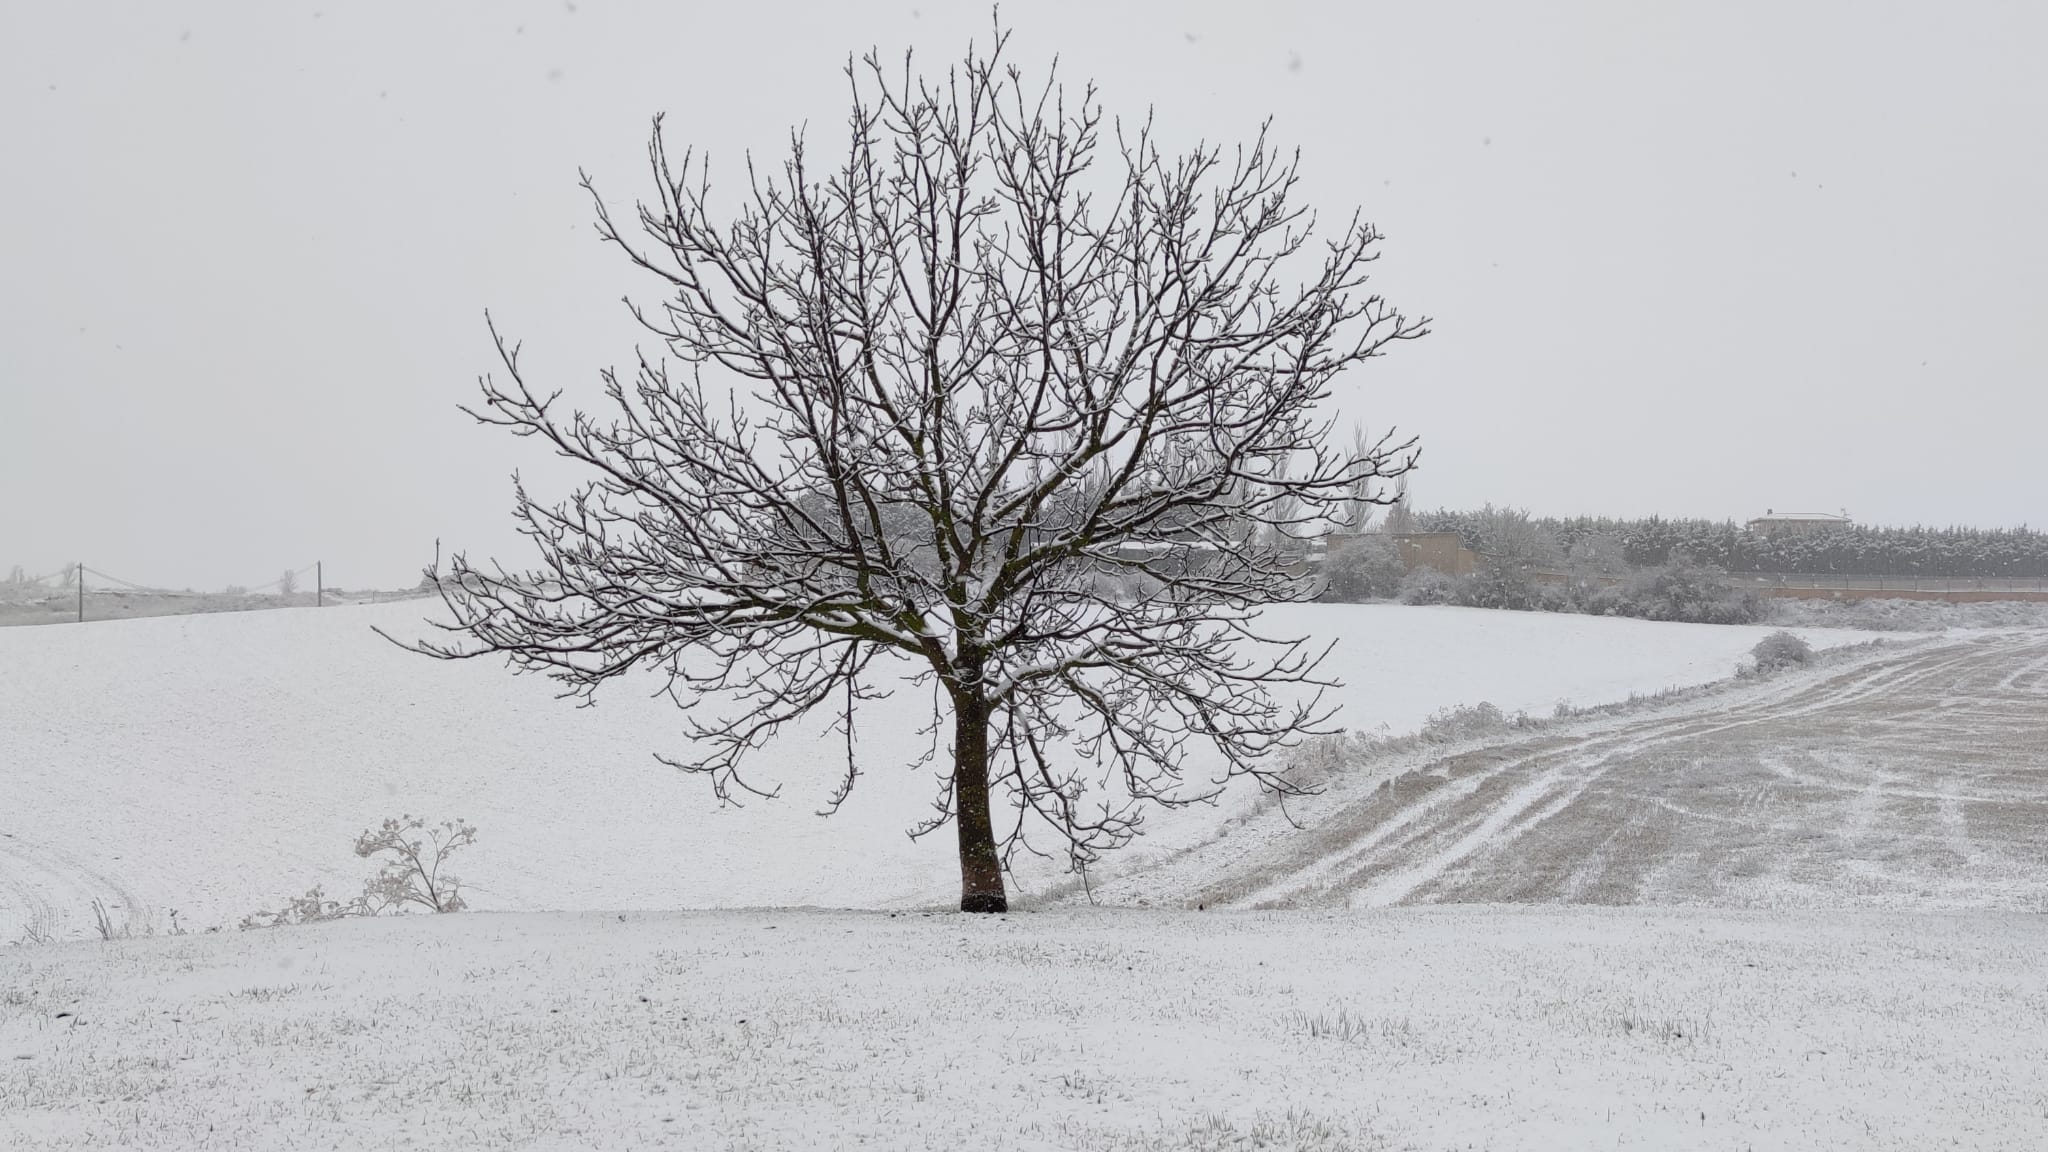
394;23;1425;912
355;815;476;914
278;568;298;597
1335;424;1407;535
1381;479;1416;535
1468;505;1563;573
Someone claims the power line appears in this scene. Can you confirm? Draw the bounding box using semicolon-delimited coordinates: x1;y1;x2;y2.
243;562;322;594
78;562;322;597
0;566;73;586
80;566;181;594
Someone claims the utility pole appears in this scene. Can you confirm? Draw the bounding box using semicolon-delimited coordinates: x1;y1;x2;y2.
316;561;323;608
76;562;84;623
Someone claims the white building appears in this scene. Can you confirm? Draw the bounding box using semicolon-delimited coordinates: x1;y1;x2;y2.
1745;510;1853;537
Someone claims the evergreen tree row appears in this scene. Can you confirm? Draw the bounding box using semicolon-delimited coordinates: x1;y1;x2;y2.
1411;511;2048;577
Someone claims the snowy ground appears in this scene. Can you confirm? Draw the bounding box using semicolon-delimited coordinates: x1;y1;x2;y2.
0;600;1882;940
6;604;2043;1149
1094;630;2048;913
4;907;2043;1151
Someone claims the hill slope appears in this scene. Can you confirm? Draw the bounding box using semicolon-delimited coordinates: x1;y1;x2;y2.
1;600;1882;938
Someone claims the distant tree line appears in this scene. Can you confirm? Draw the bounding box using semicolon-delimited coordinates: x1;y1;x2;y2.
1319;505;1769;624
1411;511;2048;578
1322;504;2048;624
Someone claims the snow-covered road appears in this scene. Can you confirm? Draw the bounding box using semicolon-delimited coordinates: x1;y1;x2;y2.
1125;631;2048;911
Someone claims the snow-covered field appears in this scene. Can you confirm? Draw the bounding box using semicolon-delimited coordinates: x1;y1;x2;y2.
5;907;2043;1151
0;600;1882;939
7;603;2044;1150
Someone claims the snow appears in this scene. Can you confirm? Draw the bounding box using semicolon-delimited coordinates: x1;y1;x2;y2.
4;907;2043;1150
0;601;1886;939
1079;629;2048;914
5;601;2036;1150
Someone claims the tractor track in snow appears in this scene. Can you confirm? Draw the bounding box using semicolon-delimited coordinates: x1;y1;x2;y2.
0;829;148;942
1152;632;2048;911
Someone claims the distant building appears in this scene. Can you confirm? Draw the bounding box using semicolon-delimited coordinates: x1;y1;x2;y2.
1387;531;1481;577
1746;509;1854;537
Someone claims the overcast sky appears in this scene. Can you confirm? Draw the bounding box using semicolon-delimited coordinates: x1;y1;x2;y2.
3;1;2042;590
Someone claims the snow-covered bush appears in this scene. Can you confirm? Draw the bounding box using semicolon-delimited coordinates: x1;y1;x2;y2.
1450;563;1559;612
1396;554;1762;626
1417;701;1538;743
240;886;364;930
356;815;476;914
243;815;476;929
1398;507;1569;612
1750;630;1813;672
1398;566;1456;605
1320;534;1406;601
1604;559;1764;624
1565;532;1629;578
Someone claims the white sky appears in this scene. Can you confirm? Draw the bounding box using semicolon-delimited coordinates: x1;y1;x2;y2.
3;1;2043;590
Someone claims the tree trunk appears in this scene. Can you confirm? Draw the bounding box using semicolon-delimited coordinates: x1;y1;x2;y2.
951;687;1007;913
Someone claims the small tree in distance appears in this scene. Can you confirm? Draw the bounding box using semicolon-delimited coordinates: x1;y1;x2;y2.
356;816;475;914
243;814;477;928
393;22;1426;912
